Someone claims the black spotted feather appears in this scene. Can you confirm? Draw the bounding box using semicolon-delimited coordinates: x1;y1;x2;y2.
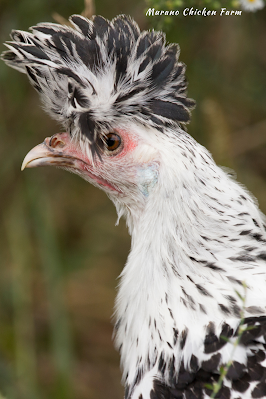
149;317;266;399
2;15;195;155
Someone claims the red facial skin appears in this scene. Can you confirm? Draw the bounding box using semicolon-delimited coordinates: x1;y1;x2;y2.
113;128;138;159
22;128;138;194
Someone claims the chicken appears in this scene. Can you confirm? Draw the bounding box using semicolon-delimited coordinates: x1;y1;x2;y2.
2;14;266;399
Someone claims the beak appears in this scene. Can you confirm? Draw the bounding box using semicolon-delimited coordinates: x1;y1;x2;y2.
22;132;122;194
21;133;77;171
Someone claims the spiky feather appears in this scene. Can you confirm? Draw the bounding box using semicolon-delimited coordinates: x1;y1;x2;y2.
2;14;195;156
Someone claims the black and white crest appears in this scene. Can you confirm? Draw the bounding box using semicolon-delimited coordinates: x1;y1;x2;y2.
2;14;195;154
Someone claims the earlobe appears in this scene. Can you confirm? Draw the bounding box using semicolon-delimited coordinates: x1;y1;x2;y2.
137;163;159;197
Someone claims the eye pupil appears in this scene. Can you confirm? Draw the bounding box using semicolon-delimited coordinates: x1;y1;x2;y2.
104;133;121;151
106;136;115;147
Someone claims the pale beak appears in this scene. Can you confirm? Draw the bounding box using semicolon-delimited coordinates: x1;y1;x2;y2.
21;133;76;171
21;132;121;193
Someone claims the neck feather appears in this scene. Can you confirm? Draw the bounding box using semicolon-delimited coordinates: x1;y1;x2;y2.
114;133;266;393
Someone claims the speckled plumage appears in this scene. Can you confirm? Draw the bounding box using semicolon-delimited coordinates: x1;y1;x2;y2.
2;14;194;157
2;14;266;399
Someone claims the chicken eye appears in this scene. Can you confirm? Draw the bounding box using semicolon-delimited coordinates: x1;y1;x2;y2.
104;133;121;151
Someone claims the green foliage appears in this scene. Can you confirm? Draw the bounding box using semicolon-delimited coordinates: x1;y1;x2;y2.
207;283;255;398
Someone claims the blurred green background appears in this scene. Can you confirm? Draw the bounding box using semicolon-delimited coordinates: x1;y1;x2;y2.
0;1;266;398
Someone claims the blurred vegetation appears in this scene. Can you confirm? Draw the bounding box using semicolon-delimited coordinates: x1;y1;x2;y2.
0;0;266;399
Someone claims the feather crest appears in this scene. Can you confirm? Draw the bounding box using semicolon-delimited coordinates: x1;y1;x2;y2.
1;14;195;153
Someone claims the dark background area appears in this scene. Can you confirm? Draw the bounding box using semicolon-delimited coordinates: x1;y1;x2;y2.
0;1;266;398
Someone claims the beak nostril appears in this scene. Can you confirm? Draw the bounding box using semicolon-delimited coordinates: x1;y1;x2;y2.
49;135;66;149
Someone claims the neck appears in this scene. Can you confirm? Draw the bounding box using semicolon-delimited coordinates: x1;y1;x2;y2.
113;132;266;398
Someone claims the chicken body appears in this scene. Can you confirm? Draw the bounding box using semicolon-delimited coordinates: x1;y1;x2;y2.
3;14;266;399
